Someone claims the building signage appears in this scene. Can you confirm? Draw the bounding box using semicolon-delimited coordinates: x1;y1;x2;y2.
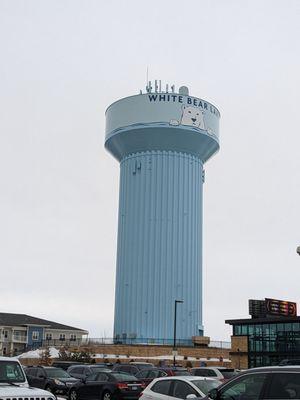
265;298;297;317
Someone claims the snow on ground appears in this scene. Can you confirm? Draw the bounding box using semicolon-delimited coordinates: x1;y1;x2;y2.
18;347;59;359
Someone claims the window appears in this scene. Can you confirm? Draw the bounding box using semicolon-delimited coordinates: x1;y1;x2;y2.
32;331;39;341
151;380;172;395
97;373;109;381
171;381;198;399
70;334;77;341
136;370;149;378
219;373;267;400
3;331;8;339
59;334;65;341
241;325;248;335
26;368;38;377
2;348;6;355
45;333;52;340
265;373;300;399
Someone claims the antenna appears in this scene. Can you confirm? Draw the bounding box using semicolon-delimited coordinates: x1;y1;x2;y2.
146;66;149;89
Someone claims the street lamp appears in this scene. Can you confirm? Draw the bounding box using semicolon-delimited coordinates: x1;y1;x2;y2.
173;299;184;366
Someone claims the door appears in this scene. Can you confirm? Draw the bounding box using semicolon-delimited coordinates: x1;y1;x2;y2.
218;373;268;400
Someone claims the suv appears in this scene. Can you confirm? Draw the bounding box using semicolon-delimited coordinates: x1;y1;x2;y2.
67;364;112;380
113;362;154;376
204;366;300;400
191;367;237;382
25;365;79;395
0;356;55;400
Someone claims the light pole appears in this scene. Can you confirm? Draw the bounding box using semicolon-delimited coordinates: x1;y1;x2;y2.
173;299;183;366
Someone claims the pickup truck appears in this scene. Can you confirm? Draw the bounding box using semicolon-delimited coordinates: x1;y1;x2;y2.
0;356;55;400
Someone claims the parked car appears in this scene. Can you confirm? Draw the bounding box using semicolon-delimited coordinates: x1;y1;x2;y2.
68;371;145;400
51;361;84;371
204;366;300;400
0;357;56;400
135;368;168;385
158;367;191;376
68;364;112;380
25;365;79;395
279;359;300;366
140;376;220;400
113;362;154;376
191;367;238;382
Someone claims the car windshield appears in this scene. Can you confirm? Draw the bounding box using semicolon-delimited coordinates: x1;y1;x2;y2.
133;364;153;369
0;361;26;383
111;373;137;381
173;371;191;376
191;379;220;395
45;368;71;378
90;367;111;373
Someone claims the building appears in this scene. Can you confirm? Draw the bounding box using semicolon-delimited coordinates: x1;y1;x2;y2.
226;298;300;368
0;313;88;356
105;83;220;342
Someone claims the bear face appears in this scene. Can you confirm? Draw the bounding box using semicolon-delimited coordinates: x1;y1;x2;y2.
180;105;206;130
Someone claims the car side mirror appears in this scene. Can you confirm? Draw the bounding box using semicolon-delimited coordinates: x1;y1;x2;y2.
81;377;86;383
186;395;197;399
208;388;219;400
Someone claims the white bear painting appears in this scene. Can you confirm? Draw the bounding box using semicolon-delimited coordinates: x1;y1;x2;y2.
180;105;206;130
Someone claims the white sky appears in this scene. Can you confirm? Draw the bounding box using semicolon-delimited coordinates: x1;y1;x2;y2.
0;0;300;341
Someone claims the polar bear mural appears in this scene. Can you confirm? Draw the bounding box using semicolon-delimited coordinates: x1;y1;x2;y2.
169;105;206;130
180;105;206;129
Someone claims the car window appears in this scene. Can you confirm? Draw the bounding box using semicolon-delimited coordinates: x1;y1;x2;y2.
27;368;37;377
219;373;267;400
149;370;160;378
151;380;172;395
173;371;191;376
137;370;150;378
86;373;98;382
191;379;220;395
171;380;198;399
71;367;84;374
265;373;300;399
111;373;137;382
97;373;109;382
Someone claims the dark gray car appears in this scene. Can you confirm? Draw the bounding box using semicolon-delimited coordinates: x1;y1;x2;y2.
67;365;111;380
204;366;300;400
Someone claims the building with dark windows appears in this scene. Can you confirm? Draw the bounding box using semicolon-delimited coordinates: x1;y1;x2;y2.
226;298;300;368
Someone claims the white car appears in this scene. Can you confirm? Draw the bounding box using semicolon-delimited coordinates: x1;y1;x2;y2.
190;367;238;382
0;356;55;400
140;376;220;400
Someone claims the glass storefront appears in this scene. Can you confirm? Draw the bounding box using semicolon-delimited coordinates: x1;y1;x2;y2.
232;321;300;368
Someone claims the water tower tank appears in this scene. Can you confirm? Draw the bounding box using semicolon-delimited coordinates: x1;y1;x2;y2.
105;84;220;343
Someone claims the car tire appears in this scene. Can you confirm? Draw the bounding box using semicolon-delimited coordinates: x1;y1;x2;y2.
69;389;78;400
102;391;112;400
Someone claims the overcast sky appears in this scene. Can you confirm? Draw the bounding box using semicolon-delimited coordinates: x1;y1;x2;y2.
0;0;300;341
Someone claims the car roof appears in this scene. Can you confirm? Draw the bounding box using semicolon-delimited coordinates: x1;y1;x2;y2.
151;376;216;382
245;366;300;372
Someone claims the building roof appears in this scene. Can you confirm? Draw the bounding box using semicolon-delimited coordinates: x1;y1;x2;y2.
0;313;88;333
226;316;300;325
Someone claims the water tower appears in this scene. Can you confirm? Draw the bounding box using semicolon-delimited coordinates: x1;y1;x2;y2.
105;82;220;343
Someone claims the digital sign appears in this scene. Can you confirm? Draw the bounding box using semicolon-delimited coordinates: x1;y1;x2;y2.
265;298;297;317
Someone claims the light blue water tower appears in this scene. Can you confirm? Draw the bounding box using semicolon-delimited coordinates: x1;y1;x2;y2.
105;82;220;343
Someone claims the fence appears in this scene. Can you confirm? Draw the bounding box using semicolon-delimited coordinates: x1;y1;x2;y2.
26;337;231;350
